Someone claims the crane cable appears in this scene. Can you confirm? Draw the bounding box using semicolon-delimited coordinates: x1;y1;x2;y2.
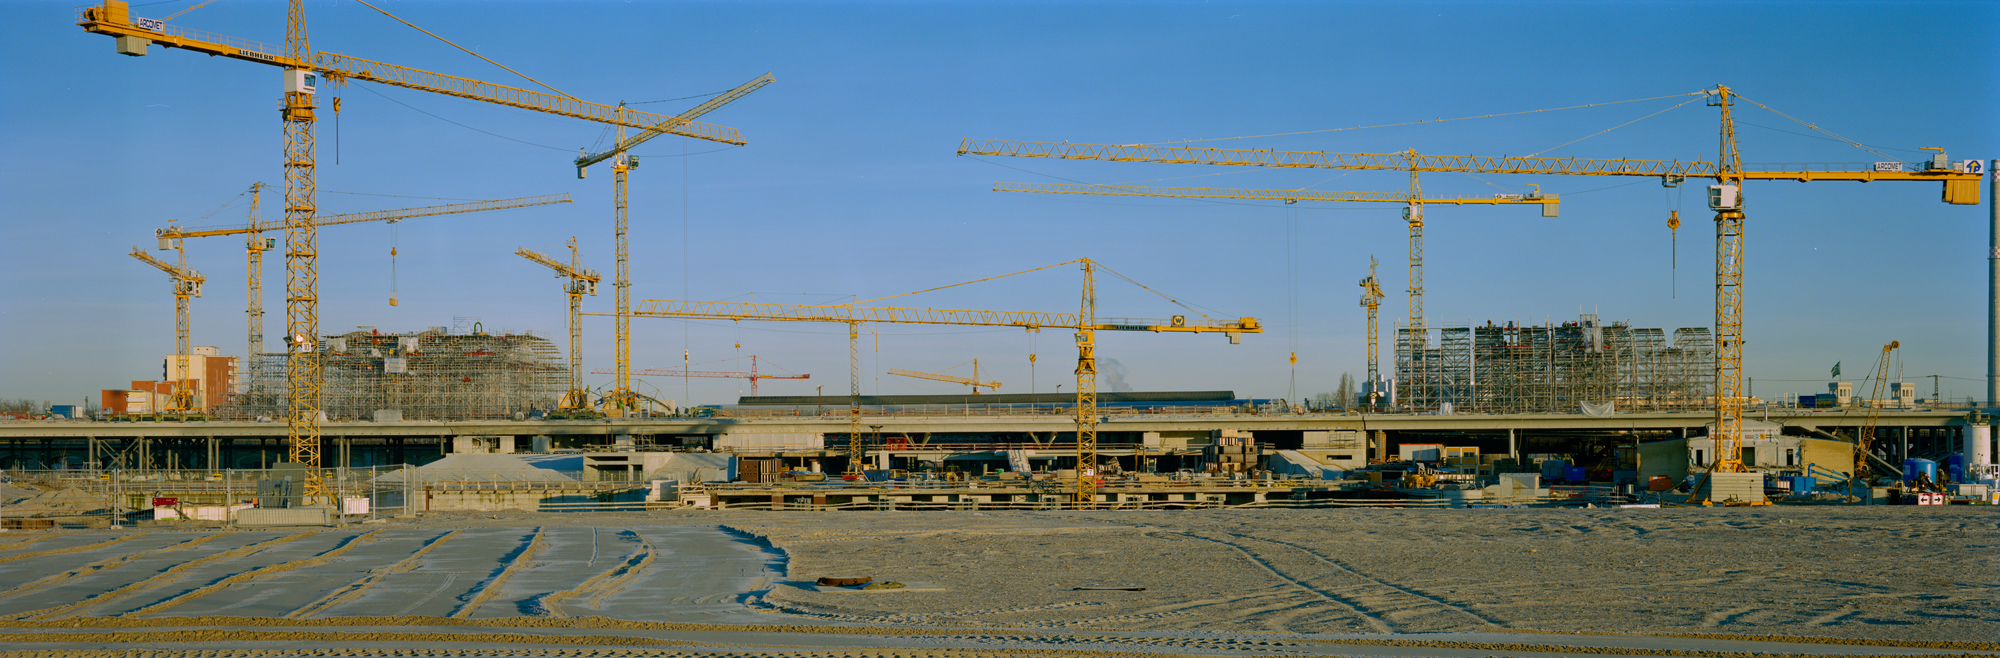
351;0;579;102
388;223;400;306
1286;205;1299;403
1730;92;1902;164
1140;91;1709;146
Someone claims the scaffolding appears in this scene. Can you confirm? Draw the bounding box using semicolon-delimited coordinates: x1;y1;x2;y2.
1396;314;1714;414
225;326;565;420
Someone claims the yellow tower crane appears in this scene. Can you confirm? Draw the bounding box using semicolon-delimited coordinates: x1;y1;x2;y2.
128;243;206;414
574;73;774;416
630;258;1260;504
515;238;601;410
79;0;750;493
160;190;573;362
890;359;1001;393
992;180;1557;362
1359;256;1385;408
959;85;1980;498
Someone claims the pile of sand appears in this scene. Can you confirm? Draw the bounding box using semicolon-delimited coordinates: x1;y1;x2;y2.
4;487;105;517
0;481;39;506
375;454;583;483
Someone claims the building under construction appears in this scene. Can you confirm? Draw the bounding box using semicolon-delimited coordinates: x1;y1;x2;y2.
1396;314;1714;414
227;326;566;421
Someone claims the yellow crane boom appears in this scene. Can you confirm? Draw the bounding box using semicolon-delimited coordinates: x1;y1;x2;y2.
889;360;1001;393
80;6;745;145
992;181;1560;212
79;0;750;493
964;140;1981;200
158;194;571;241
517;238;600;410
576;73;774;174
129;245;205;413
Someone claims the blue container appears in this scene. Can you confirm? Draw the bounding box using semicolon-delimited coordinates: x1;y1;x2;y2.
1564;466;1588;482
1943;454;1965;483
1798;395;1816;408
1791;475;1817;494
1903;458;1938;483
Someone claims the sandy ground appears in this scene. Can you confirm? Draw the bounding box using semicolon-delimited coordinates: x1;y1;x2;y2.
726;507;1999;641
0;506;1992;656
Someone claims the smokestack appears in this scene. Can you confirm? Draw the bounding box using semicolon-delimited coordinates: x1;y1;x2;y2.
1989;160;1998;407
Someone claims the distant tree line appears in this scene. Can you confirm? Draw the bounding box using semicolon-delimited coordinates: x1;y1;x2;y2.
0;399;50;415
1309;373;1356;410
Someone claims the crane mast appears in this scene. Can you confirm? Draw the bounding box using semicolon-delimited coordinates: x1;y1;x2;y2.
280;0;321;484
517;238;600;410
129;243;205;413
1360;256;1384;407
245;182;269;361
1708;86;1749;477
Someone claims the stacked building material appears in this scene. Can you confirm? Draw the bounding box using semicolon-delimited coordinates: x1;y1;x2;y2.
1205;430;1256;474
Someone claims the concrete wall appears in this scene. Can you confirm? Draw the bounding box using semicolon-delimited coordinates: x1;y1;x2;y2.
1638;439;1689;482
1800;437;1855;475
414;487;646;512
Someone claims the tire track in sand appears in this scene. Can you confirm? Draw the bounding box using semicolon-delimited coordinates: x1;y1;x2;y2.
0;534;148;566
125;530;386;617
1170;531;1393;633
285;529;460;619
1244;534;1501;629
0;534;233;604
527;530;655;618
449;527;546;619
15;533;313;620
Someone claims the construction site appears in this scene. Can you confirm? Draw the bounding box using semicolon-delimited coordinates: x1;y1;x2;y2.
229;327;568;422
1394;316;1716;415
2;1;1998;654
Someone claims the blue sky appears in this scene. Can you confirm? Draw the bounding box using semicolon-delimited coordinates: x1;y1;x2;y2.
2;0;1995;407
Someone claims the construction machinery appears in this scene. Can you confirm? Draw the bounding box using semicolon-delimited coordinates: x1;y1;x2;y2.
597;355;809;397
960;85;1981;490
79;0;750;494
128;243;205;414
631;258;1260;504
1358;256;1385;408
993;179;1556;386
516;238;600;409
162;188;572;361
890;359;1001;393
1855;341;1902;484
573;73;774;416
